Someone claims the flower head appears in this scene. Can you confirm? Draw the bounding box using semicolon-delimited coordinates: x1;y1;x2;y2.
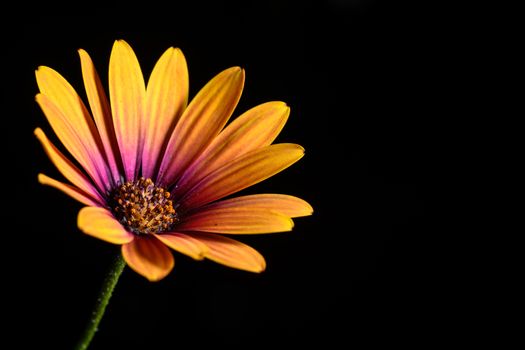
36;40;312;281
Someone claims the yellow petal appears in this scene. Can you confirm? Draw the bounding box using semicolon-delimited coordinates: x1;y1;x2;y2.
122;237;174;281
191;232;266;273
181;143;304;210
174;101;289;197
35;66;111;192
109;40;146;181
179;208;294;234
157;67;245;186
79;49;122;183
35;94;109;195
77;207;134;244
142;47;188;179
38;174;99;207
202;194;313;218
153;232;208;260
34;128;105;204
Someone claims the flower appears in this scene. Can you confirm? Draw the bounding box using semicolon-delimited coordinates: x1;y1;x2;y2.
35;40;312;281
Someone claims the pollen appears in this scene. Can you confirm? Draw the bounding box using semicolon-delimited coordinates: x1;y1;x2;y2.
110;177;178;235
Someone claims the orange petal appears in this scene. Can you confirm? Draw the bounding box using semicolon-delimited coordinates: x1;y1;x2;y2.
79;49;122;184
36;94;109;194
157;67;245;186
179;208;294;234
181;143;305;210
122;237;174;281
35;67;111;192
142;47;188;179
174;101;289;197
190;232;266;273
109;40;146;181
77;207;134;244
153;232;208;260
38;174;100;207
201;194;313;218
34;128;105;205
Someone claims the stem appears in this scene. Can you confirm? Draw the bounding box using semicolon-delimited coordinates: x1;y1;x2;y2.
74;253;126;350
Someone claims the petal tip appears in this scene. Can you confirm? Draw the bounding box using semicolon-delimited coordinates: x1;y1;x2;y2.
165;46;185;60
289;217;295;230
267;101;290;119
306;206;314;216
76;207;88;227
299;199;314;216
268;101;289;110
294;144;306;155
114;39;132;49
34;127;43;138
277;213;295;231
113;39;128;50
134;262;174;282
228;66;245;78
35;65;53;76
255;259;267;273
37;173;46;184
144;273;168;282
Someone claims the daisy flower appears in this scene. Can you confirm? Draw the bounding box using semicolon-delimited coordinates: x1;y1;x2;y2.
36;39;312;282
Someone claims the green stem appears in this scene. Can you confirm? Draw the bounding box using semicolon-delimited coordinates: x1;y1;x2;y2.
74;253;126;350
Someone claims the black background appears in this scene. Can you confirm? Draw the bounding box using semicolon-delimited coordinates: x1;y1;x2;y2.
3;1;455;349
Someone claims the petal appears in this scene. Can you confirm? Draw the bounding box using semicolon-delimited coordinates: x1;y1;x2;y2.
35;94;88;169
200;194;313;218
179;208;294;234
77;207;134;244
180;143;305;210
190;232;266;273
35;67;112;192
122;237;174;281
34;128;105;205
174;101;289;197
157;67;245;186
153;232;208;260
79;49;123;184
142;47;189;179
36;93;110;194
109;40;146;181
38;174;100;207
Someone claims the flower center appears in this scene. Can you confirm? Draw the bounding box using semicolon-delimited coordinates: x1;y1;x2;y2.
110;177;178;235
